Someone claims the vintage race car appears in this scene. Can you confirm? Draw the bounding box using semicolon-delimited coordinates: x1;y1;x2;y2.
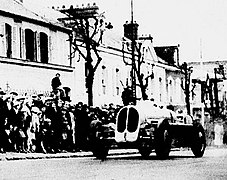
89;101;206;159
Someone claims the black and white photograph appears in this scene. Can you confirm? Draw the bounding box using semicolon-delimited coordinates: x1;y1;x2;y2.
0;0;227;179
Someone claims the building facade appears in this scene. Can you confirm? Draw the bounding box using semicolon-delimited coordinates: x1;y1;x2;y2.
0;0;185;110
0;0;74;97
74;29;185;108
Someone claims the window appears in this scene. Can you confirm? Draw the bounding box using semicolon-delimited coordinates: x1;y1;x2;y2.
116;68;120;96
175;78;181;103
167;77;173;103
102;65;107;95
5;23;12;58
25;29;35;61
40;32;48;63
169;80;172;102
19;27;22;58
159;77;162;102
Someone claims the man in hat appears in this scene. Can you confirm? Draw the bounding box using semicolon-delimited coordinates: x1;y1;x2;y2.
0;90;11;152
51;73;62;91
7;98;22;152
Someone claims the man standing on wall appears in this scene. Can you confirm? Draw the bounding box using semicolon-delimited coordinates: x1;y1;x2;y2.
51;73;62;91
51;73;66;101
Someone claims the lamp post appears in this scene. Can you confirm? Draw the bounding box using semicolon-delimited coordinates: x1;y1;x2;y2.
122;0;138;104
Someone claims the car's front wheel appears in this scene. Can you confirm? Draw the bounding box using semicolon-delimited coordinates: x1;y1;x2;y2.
89;120;109;159
155;121;171;159
138;140;152;158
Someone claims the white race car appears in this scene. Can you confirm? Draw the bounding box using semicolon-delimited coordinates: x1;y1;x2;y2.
89;101;206;159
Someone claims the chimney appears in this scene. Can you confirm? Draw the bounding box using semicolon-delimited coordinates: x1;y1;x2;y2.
123;21;139;41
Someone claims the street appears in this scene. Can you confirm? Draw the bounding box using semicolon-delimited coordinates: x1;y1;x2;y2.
0;147;227;180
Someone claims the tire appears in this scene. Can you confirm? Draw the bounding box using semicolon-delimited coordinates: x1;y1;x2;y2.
92;138;109;160
191;123;206;157
155;122;171;159
89;120;109;159
138;141;152;158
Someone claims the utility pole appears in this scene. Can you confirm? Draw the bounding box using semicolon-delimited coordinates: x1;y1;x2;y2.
130;0;136;104
200;38;205;126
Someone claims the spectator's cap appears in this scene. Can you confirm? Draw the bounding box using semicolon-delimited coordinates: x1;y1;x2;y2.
10;91;18;96
31;106;41;114
45;118;51;122
0;90;6;95
76;102;83;108
37;93;44;97
215;117;223;123
61;106;68;111
78;101;83;105
63;87;70;91
31;94;38;99
44;97;54;102
16;96;26;101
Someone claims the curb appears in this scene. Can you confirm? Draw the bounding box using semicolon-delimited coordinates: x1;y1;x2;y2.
0;149;139;161
1;146;222;161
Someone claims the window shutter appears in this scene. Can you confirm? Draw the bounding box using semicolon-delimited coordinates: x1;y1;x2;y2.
36;32;40;62
48;35;52;63
33;31;37;61
0;24;5;57
12;26;17;58
21;29;26;59
112;68;115;96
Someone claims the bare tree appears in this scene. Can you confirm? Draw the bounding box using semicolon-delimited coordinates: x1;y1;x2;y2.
122;36;154;101
59;4;112;106
180;62;195;115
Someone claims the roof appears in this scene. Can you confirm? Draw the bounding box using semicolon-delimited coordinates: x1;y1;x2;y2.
101;29;123;49
0;0;69;32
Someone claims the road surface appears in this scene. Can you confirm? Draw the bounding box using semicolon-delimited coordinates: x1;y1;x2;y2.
1;147;227;180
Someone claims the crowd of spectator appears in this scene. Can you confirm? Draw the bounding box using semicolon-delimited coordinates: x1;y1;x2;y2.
0;88;121;154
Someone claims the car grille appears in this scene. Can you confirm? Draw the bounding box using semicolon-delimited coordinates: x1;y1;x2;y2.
127;107;139;132
117;106;139;133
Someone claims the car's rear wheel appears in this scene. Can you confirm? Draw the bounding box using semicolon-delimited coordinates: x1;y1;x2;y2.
191;123;206;157
155;122;171;159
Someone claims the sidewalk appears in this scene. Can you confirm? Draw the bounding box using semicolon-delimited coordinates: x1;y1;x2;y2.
1;145;225;161
0;149;139;161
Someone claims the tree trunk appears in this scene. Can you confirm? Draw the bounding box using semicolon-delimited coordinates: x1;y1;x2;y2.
87;74;94;107
85;61;94;106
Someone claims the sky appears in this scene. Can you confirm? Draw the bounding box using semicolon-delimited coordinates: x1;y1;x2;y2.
24;0;227;63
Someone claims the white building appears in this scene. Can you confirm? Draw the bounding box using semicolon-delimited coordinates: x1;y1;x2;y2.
74;29;185;109
0;0;74;97
0;0;185;110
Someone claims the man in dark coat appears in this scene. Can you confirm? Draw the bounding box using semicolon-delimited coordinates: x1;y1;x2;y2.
0;90;11;152
51;73;62;91
7;100;21;152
